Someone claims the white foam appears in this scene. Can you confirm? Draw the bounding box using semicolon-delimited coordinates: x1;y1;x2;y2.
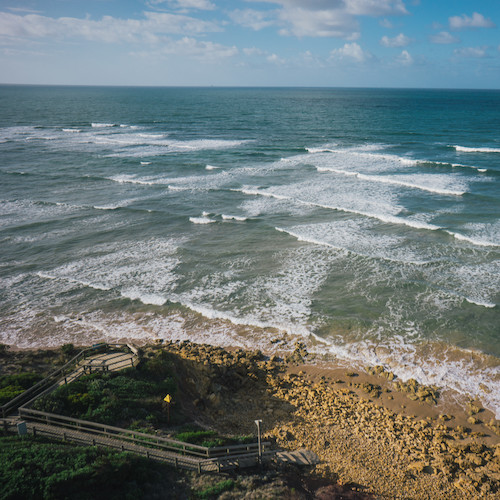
454;145;500;153
62;128;81;133
464;297;496;308
235;187;441;232
36;271;112;291
306;147;336;153
317;166;466;196
275;224;435;265
140;161;151;165
446;230;499;248
91;123;115;128
121;289;166;306
93;205;119;211
189;216;216;224
108;175;158;186
234;187;290;201
276;227;345;252
221;214;248;221
206;165;220;170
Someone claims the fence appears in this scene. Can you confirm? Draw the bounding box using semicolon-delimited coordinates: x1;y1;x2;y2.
1;343;137;418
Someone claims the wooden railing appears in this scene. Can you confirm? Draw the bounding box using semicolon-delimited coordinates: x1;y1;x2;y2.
1;343;137;418
1;343;275;472
18;408;270;459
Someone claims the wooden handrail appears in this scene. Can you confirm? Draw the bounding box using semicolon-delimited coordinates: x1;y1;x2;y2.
1;343;137;417
19;408;211;457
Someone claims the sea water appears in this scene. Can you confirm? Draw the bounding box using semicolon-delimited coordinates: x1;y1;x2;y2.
0;86;499;415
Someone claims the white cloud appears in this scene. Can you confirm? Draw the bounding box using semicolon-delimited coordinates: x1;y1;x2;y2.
429;31;459;44
133;36;238;60
345;0;408;16
278;8;360;38
162;37;237;58
380;18;393;28
449;12;495;30
330;42;370;62
380;33;411;47
454;47;486;58
396;49;413;65
149;0;215;10
0;11;221;43
229;9;275;31
243;47;266;57
245;0;409;39
267;53;285;64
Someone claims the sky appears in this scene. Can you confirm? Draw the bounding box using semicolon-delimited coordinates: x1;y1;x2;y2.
0;0;499;88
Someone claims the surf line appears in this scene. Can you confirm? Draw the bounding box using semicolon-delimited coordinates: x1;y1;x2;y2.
232;188;440;231
234;187;500;248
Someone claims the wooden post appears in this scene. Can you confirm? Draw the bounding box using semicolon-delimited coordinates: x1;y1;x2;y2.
197;462;201;474
175;457;178;470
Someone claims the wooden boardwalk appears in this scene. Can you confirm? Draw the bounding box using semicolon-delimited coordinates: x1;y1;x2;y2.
0;344;277;473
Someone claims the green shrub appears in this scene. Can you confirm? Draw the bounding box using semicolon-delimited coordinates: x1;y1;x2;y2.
195;479;235;499
0;435;179;500
60;344;75;357
0;373;43;405
32;356;179;428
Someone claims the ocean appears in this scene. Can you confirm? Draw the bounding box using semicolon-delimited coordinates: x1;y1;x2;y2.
0;85;499;416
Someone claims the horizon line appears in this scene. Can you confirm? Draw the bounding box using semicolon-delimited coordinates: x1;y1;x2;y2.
1;83;499;92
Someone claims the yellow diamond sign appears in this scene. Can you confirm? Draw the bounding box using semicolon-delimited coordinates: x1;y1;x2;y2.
164;394;172;403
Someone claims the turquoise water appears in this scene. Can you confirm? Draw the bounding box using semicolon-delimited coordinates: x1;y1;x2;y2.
0;86;499;414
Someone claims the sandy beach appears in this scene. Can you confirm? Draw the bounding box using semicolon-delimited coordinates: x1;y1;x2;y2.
139;339;500;499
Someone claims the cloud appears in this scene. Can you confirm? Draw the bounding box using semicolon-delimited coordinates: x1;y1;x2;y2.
380;33;411;47
229;9;275;31
278;7;360;38
243;47;266;57
148;0;215;10
380;18;393;28
267;53;285;64
396;49;413;65
0;11;221;44
449;12;495;30
330;42;371;62
453;47;486;58
133;36;237;60
244;0;409;39
161;37;237;58
345;0;408;16
429;31;459;44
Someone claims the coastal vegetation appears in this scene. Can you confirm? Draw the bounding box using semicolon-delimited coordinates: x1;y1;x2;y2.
1;341;499;498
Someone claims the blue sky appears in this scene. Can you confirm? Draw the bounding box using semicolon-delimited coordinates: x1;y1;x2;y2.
1;0;499;88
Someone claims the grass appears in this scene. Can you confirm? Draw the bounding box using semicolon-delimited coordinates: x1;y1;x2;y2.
33;351;179;429
0;435;188;500
0;373;44;406
194;479;235;499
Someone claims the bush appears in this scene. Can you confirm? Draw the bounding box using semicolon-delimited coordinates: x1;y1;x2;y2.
0;373;43;405
60;344;75;357
33;357;179;428
195;479;235;499
0;435;182;500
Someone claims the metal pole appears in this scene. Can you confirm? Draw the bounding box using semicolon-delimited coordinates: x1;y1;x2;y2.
254;419;262;463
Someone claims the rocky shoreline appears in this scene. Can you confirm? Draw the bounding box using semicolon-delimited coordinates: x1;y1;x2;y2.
2;339;499;499
152;339;500;499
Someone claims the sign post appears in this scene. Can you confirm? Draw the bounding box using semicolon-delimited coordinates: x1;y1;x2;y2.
254;419;263;464
164;394;172;423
